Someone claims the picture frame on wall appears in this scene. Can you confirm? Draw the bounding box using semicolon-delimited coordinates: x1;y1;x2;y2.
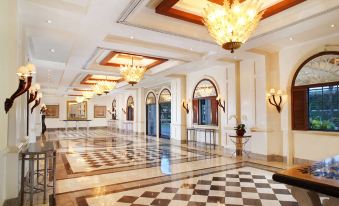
94;105;106;118
45;105;59;118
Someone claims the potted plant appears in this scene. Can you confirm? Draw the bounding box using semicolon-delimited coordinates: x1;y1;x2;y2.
234;124;246;136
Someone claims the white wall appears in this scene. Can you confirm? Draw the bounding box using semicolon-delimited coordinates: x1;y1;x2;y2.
279;34;339;161
186;64;237;147
44;95;115;128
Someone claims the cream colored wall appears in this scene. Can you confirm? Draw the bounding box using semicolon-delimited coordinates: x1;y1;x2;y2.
43;95;114;128
279;34;339;161
186;64;237;147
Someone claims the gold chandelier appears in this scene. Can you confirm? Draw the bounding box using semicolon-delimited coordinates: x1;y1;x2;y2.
82;91;94;99
203;0;264;53
97;78;117;94
93;84;104;96
120;57;146;86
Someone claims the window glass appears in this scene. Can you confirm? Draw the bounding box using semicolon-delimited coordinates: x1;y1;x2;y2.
200;99;212;125
309;85;339;131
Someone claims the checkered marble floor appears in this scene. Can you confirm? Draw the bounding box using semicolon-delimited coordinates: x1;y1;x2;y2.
66;144;205;173
85;167;298;206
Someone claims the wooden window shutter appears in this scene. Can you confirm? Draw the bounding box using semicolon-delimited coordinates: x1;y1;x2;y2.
192;99;199;123
292;88;308;130
211;98;218;125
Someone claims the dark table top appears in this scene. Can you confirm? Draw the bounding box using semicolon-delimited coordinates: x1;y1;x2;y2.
272;155;339;198
229;135;252;138
22;142;55;155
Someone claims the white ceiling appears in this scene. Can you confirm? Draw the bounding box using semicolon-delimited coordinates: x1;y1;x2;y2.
18;0;339;96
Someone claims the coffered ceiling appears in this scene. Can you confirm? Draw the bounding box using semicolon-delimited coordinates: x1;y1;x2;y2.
18;0;339;96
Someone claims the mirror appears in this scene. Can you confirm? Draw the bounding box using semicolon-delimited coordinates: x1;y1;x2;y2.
67;101;88;120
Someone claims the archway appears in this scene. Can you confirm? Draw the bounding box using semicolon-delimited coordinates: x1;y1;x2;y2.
159;89;171;139
126;96;134;121
146;92;156;136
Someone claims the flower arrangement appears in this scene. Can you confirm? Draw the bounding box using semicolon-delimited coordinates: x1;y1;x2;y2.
229;114;247;136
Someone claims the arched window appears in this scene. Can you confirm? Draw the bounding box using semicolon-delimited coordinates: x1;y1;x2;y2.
126;96;134;121
292;51;339;131
112;99;117;120
159;89;171;138
146;92;156;136
192;79;218;126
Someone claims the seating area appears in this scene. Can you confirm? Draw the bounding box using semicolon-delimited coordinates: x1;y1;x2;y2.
0;0;338;206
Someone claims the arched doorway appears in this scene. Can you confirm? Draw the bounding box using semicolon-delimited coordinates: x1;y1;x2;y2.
146;92;156;136
159;89;171;139
112;99;117;120
126;96;134;121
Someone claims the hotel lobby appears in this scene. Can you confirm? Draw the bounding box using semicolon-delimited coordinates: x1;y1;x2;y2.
0;0;338;206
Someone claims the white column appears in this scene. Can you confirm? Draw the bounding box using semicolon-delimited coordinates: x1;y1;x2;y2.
136;88;146;134
170;77;187;142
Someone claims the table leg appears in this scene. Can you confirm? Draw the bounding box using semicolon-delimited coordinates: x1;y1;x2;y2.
52;151;56;201
20;154;25;206
236;137;243;157
29;155;34;206
209;131;212;150
213;131;216;149
43;155;47;204
204;130;207;147
291;187;322;206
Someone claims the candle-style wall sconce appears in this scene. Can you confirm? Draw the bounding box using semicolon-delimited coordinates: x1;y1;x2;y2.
28;83;40;104
267;88;283;113
40;103;47;113
216;94;225;113
4;64;36;113
182;99;190;114
122;108;126;114
31;93;42;113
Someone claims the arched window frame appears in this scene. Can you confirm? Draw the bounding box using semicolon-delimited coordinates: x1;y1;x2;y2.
192;79;219;126
126;96;134;121
291;51;339;131
159;88;171;103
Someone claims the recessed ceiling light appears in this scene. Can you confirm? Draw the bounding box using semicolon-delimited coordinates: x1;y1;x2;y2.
130;36;134;39
49;48;55;53
289;37;293;41
46;20;52;24
331;24;335;28
190;48;193;51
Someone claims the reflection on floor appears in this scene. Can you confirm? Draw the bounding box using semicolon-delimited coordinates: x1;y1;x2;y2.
43;128;298;206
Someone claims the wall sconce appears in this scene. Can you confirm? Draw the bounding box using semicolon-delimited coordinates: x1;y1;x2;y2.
122;108;126;114
28;83;40;104
4;64;36;113
182;99;190;114
216;94;225;113
31;93;42;113
40;103;47;114
267;88;283;113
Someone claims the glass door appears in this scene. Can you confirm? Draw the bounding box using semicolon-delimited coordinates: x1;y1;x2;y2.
159;102;171;139
146;104;156;136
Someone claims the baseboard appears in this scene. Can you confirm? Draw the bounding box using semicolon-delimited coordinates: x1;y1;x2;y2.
293;157;316;164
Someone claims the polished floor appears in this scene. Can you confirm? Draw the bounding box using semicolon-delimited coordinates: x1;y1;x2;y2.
40;128;299;206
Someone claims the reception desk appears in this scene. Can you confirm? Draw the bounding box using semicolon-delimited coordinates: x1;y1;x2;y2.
273;155;339;206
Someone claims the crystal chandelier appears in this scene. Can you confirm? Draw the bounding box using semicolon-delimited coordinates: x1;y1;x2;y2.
82;91;94;99
120;57;146;86
203;0;263;53
76;96;85;103
93;84;104;96
97;78;117;94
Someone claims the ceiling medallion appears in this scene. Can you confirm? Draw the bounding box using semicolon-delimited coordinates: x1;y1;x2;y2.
203;0;264;53
120;57;146;86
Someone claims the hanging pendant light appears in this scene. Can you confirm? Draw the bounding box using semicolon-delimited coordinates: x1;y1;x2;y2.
93;84;104;96
203;0;264;53
120;57;146;86
97;76;117;94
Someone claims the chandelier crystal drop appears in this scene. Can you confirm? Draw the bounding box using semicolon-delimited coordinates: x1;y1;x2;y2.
203;0;264;53
120;58;146;86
